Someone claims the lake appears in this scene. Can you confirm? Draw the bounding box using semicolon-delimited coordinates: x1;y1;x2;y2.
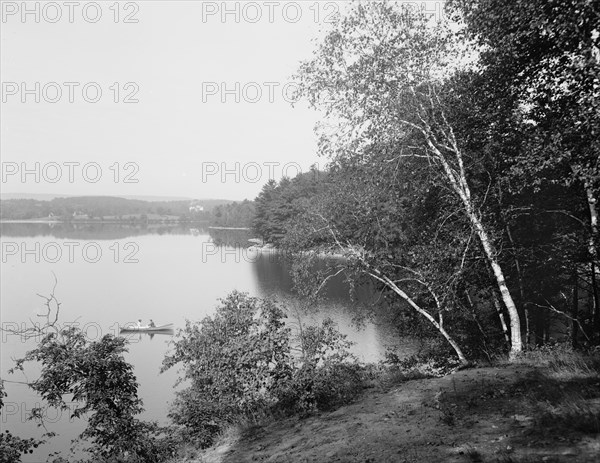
0;223;406;461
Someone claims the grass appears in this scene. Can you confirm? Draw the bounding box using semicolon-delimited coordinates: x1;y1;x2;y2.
511;345;600;434
167;421;247;463
515;344;600;377
425;344;600;461
464;445;483;462
362;363;434;390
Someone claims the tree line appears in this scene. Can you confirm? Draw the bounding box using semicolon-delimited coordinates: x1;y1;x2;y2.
0;197;237;223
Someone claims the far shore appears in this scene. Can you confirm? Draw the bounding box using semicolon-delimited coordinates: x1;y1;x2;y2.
1;219;62;224
0;219;206;225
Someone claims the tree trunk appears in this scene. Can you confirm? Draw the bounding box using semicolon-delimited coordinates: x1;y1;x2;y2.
491;289;510;345
586;185;599;264
586;186;599;337
544;312;551;344
465;291;492;361
572;269;579;348
592;263;600;336
469;212;523;357
403;111;523;358
368;271;469;364
506;224;530;345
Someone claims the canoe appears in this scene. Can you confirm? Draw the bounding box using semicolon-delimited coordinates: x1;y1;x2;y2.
120;323;174;332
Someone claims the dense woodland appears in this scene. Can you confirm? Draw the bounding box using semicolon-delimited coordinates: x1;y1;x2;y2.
209;200;255;228
249;0;599;362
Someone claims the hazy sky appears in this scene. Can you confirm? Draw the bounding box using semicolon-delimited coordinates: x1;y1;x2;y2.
0;0;336;201
0;1;447;201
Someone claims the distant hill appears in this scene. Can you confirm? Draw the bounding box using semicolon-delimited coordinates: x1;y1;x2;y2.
0;193;237;203
0;196;237;221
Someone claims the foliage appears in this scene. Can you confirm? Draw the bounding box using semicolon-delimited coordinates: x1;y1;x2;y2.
10;327;174;462
0;431;40;463
163;292;293;447
385;340;463;377
0;381;42;463
162;292;363;448
209;200;255;228
253;169;327;244
275;318;363;415
447;0;600;345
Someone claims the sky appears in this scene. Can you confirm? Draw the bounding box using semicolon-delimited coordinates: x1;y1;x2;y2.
0;1;447;201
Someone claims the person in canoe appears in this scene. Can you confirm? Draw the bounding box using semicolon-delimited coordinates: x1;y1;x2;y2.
137;319;143;328
149;319;156;328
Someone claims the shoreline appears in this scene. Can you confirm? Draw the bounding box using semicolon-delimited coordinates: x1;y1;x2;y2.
246;243;346;259
0;219;207;225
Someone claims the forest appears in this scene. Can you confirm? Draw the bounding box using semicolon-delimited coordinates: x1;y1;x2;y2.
249;0;600;362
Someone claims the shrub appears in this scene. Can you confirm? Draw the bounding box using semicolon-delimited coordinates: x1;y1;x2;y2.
163;292;364;447
163;292;294;447
385;338;462;376
275;318;363;414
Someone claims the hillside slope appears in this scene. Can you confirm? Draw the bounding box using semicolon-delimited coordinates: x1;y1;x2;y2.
188;365;600;463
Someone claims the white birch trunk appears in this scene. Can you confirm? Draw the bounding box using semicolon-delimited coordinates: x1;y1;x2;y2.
368;271;469;364
415;128;523;357
586;185;599;264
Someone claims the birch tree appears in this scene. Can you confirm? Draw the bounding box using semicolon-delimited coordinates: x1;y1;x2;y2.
296;2;523;356
283;157;473;364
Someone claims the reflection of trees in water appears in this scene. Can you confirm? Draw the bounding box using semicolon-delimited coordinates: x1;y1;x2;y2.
251;253;380;323
250;253;405;361
0;223;207;240
252;253;374;301
207;228;254;247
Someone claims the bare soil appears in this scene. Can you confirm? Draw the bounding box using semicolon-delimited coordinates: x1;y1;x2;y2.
194;365;600;463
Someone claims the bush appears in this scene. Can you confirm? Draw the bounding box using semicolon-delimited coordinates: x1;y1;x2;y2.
163;292;364;447
385;338;462;376
274;318;363;414
163;292;294;447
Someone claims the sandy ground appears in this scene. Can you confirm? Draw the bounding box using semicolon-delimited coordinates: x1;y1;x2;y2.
192;365;600;463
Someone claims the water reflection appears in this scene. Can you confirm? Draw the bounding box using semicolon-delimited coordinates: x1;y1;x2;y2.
0;221;204;240
121;332;175;342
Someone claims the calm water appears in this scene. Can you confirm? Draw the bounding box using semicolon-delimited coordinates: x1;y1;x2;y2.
0;223;402;461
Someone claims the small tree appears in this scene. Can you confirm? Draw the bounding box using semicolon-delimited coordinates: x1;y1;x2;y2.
3;282;174;462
